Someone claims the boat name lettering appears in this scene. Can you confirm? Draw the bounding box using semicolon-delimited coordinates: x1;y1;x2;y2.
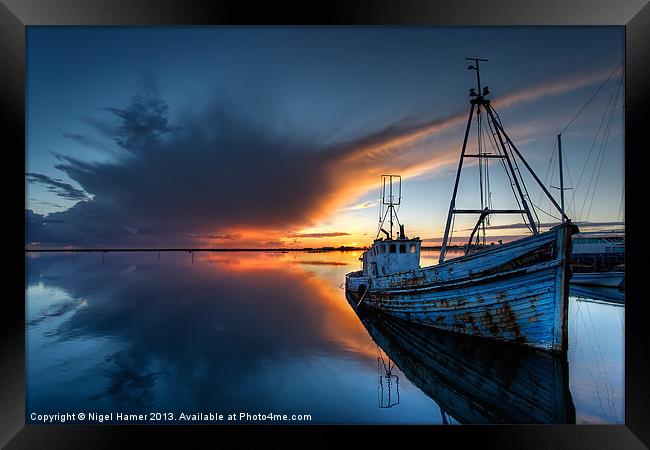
487;244;555;275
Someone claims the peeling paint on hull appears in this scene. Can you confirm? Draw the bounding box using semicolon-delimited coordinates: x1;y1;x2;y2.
346;223;577;353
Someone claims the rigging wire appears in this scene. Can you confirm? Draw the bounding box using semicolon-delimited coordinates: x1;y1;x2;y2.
531;202;563;222
489;108;539;231
485;114;531;233
577;70;624;221
559;62;623;135
509;137;541;226
568;67;624;219
479;110;494;225
585;85;621;221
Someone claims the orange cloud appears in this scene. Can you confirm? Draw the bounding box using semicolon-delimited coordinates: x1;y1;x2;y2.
492;66;622;111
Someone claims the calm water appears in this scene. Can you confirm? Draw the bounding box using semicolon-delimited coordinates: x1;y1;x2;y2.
25;250;624;424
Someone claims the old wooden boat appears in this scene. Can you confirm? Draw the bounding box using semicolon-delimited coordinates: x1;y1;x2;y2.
345;59;578;354
349;301;576;424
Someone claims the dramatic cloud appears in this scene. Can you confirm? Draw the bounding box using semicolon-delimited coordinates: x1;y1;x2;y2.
27;83;451;247
186;233;238;240
29;198;63;209
103;82;179;153
290;232;351;238
26;172;91;201
26;67;617;248
338;200;378;212
59;130;111;152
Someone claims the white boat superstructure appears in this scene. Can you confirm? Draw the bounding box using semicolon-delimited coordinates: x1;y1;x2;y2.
572;231;624;255
360;234;422;278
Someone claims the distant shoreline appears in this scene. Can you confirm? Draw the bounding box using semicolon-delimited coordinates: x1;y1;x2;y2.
25;246;464;253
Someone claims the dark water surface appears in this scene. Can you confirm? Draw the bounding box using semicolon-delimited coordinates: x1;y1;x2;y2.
25;250;624;424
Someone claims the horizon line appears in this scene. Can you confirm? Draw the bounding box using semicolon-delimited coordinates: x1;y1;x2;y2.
24;245;471;253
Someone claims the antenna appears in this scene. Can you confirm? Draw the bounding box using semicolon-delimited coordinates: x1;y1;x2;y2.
377;175;402;240
466;57;488;94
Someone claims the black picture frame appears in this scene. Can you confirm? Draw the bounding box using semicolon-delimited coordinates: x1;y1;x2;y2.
2;0;649;447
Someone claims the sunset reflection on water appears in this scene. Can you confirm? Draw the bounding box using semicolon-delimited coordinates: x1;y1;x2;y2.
26;250;623;424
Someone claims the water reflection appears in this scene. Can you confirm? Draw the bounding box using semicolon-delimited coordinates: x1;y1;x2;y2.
570;284;625;305
350;298;575;424
25;250;623;424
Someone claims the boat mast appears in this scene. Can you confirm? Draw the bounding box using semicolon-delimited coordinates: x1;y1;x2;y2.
558;134;565;222
549;134;574;223
439;59;569;263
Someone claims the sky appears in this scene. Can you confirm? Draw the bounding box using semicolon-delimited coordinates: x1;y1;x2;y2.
25;26;625;249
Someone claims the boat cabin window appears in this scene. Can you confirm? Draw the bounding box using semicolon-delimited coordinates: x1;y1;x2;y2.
409;243;417;253
389;244;396;253
380;245;386;254
399;244;406;253
613;247;624;253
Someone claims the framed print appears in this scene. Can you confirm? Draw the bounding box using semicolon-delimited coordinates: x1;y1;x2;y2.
2;0;649;447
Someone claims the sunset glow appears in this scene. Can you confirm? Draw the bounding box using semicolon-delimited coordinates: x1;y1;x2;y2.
26;27;624;249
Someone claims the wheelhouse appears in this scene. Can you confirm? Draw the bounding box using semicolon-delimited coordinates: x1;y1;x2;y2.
361;234;421;277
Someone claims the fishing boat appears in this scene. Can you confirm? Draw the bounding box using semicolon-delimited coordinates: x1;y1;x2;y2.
346;59;578;354
349;302;575;424
570;231;624;289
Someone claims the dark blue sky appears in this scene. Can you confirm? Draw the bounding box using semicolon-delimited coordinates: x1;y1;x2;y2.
26;27;624;247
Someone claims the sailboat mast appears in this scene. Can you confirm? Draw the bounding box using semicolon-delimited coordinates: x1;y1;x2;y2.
557;133;565;222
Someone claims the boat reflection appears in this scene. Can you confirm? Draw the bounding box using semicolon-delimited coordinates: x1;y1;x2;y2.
376;346;400;408
348;293;576;424
570;284;625;305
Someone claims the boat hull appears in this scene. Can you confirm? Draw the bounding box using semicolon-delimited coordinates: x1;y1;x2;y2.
570;271;624;288
346;223;577;353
